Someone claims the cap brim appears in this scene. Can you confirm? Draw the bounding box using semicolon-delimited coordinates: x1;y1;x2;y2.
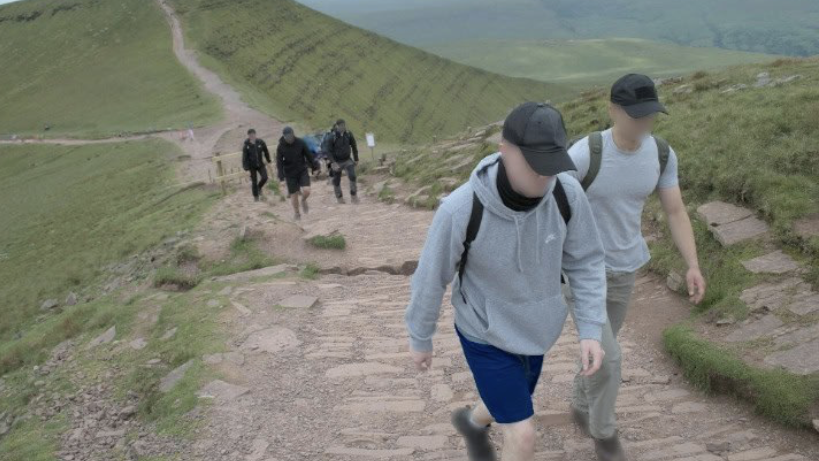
622;100;668;119
520;146;577;176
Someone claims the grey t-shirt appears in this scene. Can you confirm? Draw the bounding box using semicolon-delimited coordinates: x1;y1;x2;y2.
567;129;679;272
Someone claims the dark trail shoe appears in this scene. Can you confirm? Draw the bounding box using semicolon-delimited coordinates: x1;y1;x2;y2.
337;196;346;204
451;407;496;461
594;432;627;461
351;195;359;204
253;196;260;202
570;406;592;438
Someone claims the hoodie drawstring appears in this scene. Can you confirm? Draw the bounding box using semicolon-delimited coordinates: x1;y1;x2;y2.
514;216;524;272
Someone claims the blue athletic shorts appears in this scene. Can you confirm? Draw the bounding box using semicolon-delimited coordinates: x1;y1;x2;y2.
456;324;544;424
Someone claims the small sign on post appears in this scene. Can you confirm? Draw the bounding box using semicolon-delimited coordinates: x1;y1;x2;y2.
366;132;376;162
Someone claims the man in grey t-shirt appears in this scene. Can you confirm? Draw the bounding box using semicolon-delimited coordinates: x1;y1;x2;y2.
566;74;707;461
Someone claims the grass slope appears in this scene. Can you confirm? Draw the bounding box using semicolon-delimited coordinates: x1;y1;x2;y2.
429;38;775;86
0;0;221;139
298;0;819;57
169;0;564;143
0;140;217;353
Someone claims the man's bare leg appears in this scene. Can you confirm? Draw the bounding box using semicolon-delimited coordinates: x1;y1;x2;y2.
501;419;537;461
301;187;311;214
290;191;301;219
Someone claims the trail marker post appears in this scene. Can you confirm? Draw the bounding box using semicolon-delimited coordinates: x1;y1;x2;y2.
366;132;376;162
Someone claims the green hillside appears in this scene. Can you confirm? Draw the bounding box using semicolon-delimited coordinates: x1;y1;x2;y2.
0;0;221;139
168;0;565;143
429;38;776;86
0;140;216;359
298;0;819;57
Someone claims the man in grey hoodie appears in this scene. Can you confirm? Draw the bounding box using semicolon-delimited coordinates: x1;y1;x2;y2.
405;102;608;461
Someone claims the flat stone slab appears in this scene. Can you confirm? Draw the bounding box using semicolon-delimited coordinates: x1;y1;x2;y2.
241;327;301;354
697;201;753;226
88;326;116;349
396;435;448;450
197;379;250;401
326;362;403;378
774;325;819;347
278;295;318;309
129;338;148;350
741;250;799;274
325;446;414;458
710;216;769;246
787;292;819;316
764;339;819;375
725;315;784;342
159;360;193;393
740;277;805;313
212;264;291;283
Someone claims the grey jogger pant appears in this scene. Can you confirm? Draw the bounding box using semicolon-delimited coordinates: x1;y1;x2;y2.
565;270;637;439
331;159;357;198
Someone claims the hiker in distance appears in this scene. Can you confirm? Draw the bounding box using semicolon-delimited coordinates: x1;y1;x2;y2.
327;119;360;204
242;128;272;202
565;74;707;461
276;126;318;220
406;102;608;461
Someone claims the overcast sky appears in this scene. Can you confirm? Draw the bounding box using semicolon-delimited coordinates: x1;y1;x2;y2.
0;0;23;5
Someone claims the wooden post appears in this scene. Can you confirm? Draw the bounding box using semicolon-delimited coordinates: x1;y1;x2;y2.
215;152;226;196
370;146;375;162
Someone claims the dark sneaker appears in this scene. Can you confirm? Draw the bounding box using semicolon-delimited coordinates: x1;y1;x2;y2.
337;196;345;204
254;196;260;202
570;405;592;438
451;407;496;461
294;212;301;221
351;195;359;204
594;432;627;461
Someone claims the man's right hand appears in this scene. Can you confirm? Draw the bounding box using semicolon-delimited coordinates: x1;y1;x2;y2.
410;347;433;372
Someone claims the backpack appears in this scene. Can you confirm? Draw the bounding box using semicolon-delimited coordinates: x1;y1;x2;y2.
320;130;334;155
569;132;670;191
457;178;572;303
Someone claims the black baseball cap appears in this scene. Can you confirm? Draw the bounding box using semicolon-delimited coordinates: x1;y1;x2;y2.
610;74;668;118
502;102;575;176
283;126;294;135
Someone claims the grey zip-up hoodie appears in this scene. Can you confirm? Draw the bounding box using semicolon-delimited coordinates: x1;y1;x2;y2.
405;153;607;355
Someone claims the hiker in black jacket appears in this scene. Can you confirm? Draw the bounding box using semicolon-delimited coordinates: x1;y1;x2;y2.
328;119;360;204
242;128;272;202
277;126;318;220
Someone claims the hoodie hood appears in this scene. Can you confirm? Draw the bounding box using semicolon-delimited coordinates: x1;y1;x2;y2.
468;153;558;271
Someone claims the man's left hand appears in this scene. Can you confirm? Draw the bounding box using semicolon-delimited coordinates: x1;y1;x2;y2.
686;267;706;304
579;339;604;376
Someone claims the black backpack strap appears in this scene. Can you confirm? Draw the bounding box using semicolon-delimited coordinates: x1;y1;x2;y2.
458;192;484;303
580;131;603;191
654;135;670;176
553;178;571;226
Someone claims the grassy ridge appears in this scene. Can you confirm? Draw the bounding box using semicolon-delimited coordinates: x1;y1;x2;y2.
169;0;564;143
428;38;775;86
0;140;217;349
0;0;221;138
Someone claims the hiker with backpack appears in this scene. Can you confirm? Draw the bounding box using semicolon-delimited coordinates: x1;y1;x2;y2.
565;74;707;461
406;102;608;461
276;126;318;220
327;119;360;204
241;128;272;202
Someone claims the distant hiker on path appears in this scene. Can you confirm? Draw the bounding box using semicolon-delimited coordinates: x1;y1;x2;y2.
242;128;272;202
276;126;318;220
406;102;608;461
565;74;707;461
327;119;360;204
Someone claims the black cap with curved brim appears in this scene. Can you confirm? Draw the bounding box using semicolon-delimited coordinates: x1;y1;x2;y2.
610;73;668;119
502;102;576;176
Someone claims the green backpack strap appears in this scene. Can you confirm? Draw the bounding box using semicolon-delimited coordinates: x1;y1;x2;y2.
654;135;670;176
580;131;603;191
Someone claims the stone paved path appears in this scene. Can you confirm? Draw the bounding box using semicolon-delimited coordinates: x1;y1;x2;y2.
185;179;818;461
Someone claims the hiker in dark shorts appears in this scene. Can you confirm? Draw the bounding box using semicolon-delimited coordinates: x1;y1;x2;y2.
327;119;360;204
276;126;318;220
406;102;607;461
565;74;707;461
242;128;271;202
